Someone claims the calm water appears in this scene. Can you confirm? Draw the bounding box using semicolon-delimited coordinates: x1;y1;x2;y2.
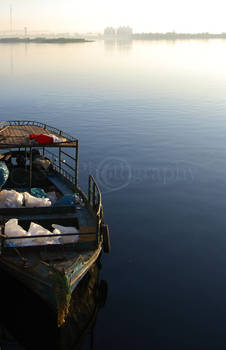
1;39;226;349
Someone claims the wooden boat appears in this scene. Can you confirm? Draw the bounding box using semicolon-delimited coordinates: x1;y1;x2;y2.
0;261;108;350
0;120;110;326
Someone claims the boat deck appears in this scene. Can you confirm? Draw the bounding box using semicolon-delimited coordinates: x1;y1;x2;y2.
0;122;76;148
0;121;101;253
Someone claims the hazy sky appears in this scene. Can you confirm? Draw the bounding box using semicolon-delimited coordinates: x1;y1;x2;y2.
1;0;226;33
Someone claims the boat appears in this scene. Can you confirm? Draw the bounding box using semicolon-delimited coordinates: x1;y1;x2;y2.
0;261;108;350
0;120;110;326
0;261;107;349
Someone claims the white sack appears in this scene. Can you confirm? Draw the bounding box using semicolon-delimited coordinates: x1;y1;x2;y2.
28;222;59;245
5;218;32;246
24;192;51;208
0;190;23;208
48;134;62;143
52;224;79;244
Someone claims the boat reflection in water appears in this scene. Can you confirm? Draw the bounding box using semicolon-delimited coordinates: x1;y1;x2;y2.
0;260;108;350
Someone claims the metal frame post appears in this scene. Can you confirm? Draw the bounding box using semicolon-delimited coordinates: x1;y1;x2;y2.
29;146;32;192
75;140;79;188
88;176;91;204
92;182;96;208
59;146;61;172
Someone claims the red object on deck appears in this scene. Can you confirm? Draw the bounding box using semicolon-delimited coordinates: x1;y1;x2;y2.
29;134;54;145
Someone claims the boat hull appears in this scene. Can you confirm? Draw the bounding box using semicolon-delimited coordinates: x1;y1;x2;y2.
0;244;102;312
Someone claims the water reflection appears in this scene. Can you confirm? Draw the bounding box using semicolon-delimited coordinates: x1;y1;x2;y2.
104;38;133;52
10;45;14;75
116;39;133;52
104;39;116;52
0;261;108;350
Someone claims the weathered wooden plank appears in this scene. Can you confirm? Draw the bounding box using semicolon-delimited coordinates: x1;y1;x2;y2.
79;226;96;233
78;234;96;243
0;205;76;217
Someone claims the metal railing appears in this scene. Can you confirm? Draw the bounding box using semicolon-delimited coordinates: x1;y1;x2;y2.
88;175;103;242
53;163;75;184
0;121;104;247
44;148;76;185
1;120;77;143
45;151;103;230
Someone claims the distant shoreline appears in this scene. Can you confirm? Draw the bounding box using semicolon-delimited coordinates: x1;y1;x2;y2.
2;33;226;43
103;32;226;40
0;37;93;44
133;32;226;40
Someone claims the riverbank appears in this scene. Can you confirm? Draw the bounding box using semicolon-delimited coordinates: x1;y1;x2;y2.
132;32;226;40
0;37;93;43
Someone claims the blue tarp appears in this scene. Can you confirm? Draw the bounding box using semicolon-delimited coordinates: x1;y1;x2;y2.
0;161;9;187
54;193;81;206
31;187;47;198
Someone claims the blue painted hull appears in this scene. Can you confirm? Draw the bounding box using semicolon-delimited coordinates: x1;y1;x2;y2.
0;244;102;311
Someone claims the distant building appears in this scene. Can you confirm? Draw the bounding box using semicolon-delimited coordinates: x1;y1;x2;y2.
116;26;133;38
104;26;133;39
104;27;116;37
